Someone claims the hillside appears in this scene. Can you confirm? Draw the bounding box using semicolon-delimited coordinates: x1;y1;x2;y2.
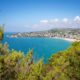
0;42;80;80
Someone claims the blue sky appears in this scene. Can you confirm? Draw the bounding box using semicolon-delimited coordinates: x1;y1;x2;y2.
0;0;80;32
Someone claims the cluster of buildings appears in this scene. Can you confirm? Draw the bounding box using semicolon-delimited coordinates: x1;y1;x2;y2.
8;28;80;40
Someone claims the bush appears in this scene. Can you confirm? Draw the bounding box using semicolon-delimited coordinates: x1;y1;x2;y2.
0;41;80;80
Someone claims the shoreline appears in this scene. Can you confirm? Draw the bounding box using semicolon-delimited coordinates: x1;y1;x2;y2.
53;37;80;42
7;33;80;42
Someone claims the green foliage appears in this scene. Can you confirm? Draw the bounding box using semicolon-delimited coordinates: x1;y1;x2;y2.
0;26;4;41
48;42;80;80
0;42;80;80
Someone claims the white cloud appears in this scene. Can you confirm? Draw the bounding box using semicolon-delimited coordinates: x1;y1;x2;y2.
40;20;49;23
62;18;68;23
30;16;80;31
74;16;80;22
54;18;59;22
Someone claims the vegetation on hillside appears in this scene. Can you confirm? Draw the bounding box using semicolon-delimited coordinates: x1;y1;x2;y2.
0;27;80;80
0;25;4;41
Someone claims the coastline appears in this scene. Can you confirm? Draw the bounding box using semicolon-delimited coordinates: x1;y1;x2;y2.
7;34;80;42
53;37;80;42
7;32;80;42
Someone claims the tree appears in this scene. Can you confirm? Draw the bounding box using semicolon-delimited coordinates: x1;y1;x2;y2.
0;25;4;41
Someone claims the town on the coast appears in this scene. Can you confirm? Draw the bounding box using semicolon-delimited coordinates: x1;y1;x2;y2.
8;28;80;42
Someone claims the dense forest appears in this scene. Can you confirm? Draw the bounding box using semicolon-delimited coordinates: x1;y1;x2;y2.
0;27;80;80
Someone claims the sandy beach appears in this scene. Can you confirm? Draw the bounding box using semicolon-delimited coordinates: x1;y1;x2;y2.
53;37;80;42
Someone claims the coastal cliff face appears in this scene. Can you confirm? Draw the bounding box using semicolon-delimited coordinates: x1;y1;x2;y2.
0;41;80;80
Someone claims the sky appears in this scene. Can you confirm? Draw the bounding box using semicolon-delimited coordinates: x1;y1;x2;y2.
0;0;80;32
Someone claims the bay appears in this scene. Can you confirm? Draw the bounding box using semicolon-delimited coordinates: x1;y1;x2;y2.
2;33;71;63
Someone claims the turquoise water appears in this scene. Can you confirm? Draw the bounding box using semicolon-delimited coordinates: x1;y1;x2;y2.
2;33;71;63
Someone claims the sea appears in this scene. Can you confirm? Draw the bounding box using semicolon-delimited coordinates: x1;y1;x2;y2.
2;33;71;63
